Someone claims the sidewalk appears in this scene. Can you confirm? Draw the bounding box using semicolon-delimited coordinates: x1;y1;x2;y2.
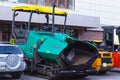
110;68;120;72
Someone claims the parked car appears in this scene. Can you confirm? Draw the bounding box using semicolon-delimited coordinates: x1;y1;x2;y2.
0;43;26;79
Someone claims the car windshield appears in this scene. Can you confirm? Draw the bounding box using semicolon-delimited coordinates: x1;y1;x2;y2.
0;46;22;54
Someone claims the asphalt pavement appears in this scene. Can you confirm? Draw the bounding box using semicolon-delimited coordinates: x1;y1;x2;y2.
0;69;120;80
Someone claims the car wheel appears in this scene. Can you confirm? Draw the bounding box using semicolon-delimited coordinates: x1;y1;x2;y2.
12;72;21;79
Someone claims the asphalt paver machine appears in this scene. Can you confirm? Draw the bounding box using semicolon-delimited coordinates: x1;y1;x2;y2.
11;4;98;78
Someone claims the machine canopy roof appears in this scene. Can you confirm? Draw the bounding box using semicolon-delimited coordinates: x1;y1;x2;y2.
12;5;68;16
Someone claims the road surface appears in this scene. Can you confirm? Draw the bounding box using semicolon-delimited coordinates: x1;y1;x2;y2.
0;70;120;80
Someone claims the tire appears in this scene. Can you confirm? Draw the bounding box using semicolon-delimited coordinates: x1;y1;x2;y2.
11;72;21;79
25;60;35;74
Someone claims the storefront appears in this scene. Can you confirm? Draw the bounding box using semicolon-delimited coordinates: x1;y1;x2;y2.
0;3;100;41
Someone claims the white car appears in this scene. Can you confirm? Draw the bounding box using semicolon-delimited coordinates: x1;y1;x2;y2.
0;44;26;79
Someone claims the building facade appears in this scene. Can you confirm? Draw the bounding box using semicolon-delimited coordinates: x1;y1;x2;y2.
76;0;120;26
0;0;105;41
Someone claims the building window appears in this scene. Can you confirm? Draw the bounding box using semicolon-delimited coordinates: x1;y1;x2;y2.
18;0;75;9
58;0;65;8
0;0;8;1
1;24;11;41
38;0;46;6
27;0;36;4
48;0;75;10
18;0;26;3
68;0;74;9
48;0;57;7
